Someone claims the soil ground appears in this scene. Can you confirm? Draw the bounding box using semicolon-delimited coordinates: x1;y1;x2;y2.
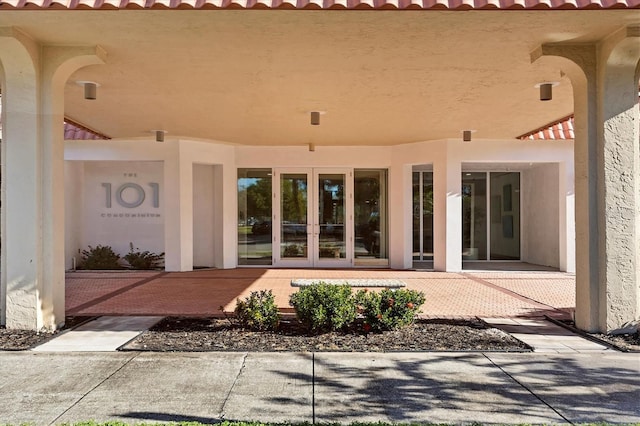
2;315;637;352
0;316;94;350
122;317;532;352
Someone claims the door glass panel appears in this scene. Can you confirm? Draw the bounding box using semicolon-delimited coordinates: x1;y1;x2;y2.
490;172;520;260
462;172;487;260
355;169;387;259
411;171;433;261
422;172;434;260
281;173;308;258
237;169;272;265
412;172;421;260
318;174;346;259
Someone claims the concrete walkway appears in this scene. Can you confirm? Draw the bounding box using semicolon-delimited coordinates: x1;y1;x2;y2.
2;268;636;424
0;351;638;425
33;316;164;352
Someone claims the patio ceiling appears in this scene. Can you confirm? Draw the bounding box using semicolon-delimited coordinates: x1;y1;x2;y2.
0;10;637;146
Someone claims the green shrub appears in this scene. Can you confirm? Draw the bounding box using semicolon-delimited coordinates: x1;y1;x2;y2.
356;288;426;332
235;290;280;331
80;245;122;270
283;244;302;257
123;242;164;270
289;283;357;332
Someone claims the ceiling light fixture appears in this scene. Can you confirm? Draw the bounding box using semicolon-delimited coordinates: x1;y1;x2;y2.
152;130;167;142
309;110;327;126
462;130;476;142
535;82;559;101
76;81;100;100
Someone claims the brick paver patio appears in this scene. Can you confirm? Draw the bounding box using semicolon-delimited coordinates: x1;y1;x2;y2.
66;267;575;320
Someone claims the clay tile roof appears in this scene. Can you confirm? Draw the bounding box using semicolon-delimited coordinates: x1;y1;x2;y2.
518;115;574;140
63;118;110;140
519;95;639;140
1;0;638;9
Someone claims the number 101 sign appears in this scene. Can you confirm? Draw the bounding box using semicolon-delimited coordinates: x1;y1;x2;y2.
101;182;160;208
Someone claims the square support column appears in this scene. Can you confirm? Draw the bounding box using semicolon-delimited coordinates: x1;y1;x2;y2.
558;161;576;273
534;25;640;333
163;143;194;271
596;27;640;333
219;163;239;269
433;153;462;272
0;29;105;330
388;164;413;269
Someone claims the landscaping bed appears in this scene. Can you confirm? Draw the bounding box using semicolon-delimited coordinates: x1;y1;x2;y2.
589;330;640;352
549;318;640;352
0;316;93;351
121;316;532;352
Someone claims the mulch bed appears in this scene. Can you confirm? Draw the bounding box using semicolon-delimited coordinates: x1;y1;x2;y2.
3;315;636;353
121;317;532;352
549;318;640;352
0;328;55;351
590;331;640;352
0;316;95;351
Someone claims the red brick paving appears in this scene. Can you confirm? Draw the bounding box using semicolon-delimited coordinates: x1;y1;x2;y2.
66;268;576;319
66;271;162;313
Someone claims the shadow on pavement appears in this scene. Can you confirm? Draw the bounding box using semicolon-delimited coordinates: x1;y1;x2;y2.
266;353;639;423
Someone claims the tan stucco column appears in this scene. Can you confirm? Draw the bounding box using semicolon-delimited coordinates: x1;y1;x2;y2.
533;25;640;333
0;27;105;330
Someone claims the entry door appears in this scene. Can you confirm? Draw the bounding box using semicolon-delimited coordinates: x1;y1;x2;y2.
274;168;352;267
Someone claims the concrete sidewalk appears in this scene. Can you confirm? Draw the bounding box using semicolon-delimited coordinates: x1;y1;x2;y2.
0;351;638;425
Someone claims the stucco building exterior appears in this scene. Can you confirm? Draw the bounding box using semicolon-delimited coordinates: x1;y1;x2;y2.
0;3;638;335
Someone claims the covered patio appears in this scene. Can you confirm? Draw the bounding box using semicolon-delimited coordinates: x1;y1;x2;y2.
0;3;638;334
66;268;575;320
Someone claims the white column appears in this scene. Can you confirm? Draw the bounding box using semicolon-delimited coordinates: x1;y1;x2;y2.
433;149;462;272
0;28;105;330
220;163;238;269
558;160;576;273
0;29;40;330
40;46;106;329
212;163;238;269
388;164;413;269
163;142;194;271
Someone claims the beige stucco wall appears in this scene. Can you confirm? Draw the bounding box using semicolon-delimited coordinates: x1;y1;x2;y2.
192;164;216;268
64;162;84;270
522;163;560;268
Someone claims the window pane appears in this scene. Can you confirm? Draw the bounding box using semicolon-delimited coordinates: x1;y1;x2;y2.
462;172;487;260
318;174;346;259
354;169;387;259
412;172;421;260
237;169;272;265
281;173;308;258
422;172;434;260
490;172;520;260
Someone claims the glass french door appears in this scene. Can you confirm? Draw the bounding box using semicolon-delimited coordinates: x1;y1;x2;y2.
274;168;352;267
